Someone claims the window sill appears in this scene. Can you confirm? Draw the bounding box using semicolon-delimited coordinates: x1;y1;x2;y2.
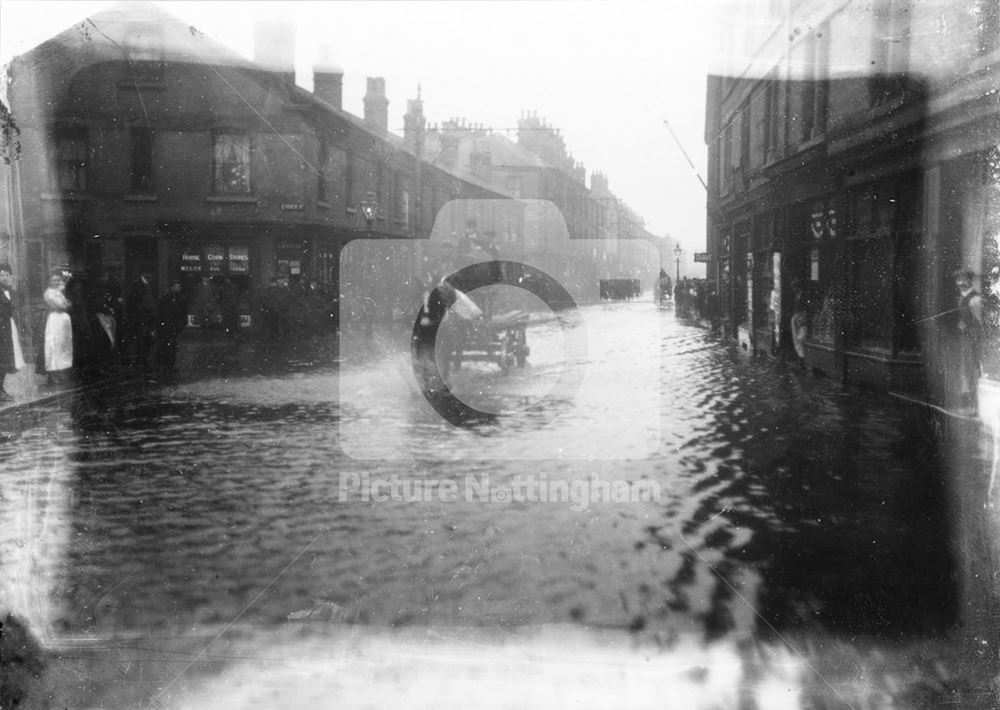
205;195;257;204
124;194;158;202
41;192;89;201
317;200;330;210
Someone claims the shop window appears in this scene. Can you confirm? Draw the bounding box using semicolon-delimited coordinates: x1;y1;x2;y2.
893;231;921;352
228;246;249;274
205;244;226;274
213;132;251;194
131;126;153;191
848;236;893;350
55;126;88;192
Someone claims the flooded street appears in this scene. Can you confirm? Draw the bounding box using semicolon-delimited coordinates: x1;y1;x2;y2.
1;300;953;662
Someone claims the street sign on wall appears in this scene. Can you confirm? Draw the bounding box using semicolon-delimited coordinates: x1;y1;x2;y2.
694;252;710;263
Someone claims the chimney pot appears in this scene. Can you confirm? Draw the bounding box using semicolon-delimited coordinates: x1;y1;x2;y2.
363;76;389;133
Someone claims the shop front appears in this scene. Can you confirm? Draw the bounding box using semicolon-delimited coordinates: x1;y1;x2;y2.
799;195;843;378
840;171;923;391
174;240;254;328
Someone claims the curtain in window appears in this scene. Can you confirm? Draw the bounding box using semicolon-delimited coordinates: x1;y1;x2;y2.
214;133;250;193
57;136;86;191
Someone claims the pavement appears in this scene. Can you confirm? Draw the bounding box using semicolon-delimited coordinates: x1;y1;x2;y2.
0;360;65;413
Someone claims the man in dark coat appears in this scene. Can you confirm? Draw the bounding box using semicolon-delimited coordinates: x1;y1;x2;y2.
124;271;157;370
155;280;188;374
0;263;20;401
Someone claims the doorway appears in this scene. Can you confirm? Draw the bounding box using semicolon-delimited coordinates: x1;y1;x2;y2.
124;237;159;294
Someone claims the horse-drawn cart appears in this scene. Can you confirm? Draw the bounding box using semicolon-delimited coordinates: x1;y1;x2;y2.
443;309;530;376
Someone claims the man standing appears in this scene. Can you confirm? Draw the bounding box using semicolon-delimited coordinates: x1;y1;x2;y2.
0;263;24;401
124;271;157;370
155;280;188;374
955;268;985;412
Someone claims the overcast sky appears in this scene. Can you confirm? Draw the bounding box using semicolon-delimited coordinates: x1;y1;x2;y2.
0;0;712;257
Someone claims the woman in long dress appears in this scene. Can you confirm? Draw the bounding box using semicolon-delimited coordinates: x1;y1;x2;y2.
43;272;73;384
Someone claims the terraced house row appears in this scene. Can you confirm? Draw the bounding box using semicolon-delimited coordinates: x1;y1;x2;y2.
0;2;664;321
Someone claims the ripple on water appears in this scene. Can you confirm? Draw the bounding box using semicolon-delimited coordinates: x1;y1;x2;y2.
0;302;955;645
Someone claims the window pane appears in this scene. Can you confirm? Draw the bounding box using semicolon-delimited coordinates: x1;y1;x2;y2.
132;127;153;191
213;133;251;193
56;130;87;191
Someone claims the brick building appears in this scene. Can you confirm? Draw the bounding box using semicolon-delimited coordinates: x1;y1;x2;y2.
0;2;509;319
705;0;1000;402
421;113;661;300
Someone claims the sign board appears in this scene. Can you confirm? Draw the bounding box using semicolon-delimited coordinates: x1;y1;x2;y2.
180;249;202;273
228;245;249;273
694;252;711;263
205;245;225;273
280;203;305;211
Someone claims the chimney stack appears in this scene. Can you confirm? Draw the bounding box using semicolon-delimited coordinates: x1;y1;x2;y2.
364;77;389;134
313;43;343;110
403;85;426;151
253;20;296;83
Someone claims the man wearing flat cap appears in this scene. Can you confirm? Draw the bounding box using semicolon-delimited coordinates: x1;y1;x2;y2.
955;268;984;412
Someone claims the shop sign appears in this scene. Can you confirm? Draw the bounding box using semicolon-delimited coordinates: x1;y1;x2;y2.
811;200;838;240
281;203;305;211
228;245;249;274
206;244;225;273
694;252;710;263
811;248;820;281
180;249;202;273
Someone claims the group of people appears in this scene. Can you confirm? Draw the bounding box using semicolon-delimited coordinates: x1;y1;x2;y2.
0;264;191;400
39;267;189;384
257;275;340;340
674;277;718;326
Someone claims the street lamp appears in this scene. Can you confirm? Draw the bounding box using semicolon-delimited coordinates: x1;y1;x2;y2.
360;190;378;225
674;244;683;284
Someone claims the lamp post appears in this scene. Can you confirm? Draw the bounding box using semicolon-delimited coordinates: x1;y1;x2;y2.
360;190;378;226
674;244;683;284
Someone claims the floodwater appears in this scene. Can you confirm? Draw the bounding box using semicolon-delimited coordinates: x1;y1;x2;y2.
0;299;956;706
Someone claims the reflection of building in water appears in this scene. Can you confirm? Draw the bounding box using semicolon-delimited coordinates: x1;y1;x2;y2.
0;426;73;643
705;0;1000;402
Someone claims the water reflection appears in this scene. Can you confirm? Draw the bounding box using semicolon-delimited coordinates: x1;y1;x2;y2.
0;302;954;694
